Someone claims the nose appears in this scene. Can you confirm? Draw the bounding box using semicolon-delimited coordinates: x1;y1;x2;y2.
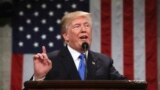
81;25;87;32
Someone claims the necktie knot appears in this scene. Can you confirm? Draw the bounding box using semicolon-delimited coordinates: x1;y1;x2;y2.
79;53;85;60
78;53;86;80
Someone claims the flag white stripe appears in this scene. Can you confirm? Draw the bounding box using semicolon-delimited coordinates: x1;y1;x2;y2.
90;0;101;52
23;54;34;88
111;0;124;74
133;0;146;80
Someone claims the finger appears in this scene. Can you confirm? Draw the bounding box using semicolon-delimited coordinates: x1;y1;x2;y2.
33;53;42;59
47;60;52;69
33;54;39;60
37;53;49;62
35;53;44;60
42;46;47;54
47;59;52;65
42;53;48;59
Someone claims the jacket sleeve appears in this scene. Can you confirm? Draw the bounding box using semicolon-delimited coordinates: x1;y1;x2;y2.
109;59;127;80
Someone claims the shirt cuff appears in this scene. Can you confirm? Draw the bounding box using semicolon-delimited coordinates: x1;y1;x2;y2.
32;75;45;81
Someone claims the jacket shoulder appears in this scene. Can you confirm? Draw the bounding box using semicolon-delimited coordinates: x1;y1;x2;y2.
90;51;112;60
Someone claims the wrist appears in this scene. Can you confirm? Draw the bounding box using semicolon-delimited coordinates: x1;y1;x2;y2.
33;75;45;81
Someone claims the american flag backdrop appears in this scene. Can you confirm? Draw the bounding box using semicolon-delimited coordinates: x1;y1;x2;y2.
11;0;158;90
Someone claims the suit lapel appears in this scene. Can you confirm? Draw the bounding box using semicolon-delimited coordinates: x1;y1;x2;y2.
59;47;81;80
58;47;98;80
86;51;97;80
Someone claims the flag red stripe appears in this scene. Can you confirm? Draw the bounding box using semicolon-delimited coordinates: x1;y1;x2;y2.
101;0;112;56
145;0;158;89
10;54;23;90
123;0;134;79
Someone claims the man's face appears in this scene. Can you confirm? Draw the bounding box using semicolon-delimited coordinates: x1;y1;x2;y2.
63;16;92;52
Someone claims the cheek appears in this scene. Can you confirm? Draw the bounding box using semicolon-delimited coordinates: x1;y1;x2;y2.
88;30;91;36
68;32;79;40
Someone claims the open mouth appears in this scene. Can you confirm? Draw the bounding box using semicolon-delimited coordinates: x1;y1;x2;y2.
80;35;88;39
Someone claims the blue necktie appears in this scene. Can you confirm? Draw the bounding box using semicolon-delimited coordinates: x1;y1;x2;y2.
78;54;86;80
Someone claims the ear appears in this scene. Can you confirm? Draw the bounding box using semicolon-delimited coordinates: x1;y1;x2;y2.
62;33;69;42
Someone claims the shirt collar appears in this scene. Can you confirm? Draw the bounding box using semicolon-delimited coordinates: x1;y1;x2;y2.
67;45;88;60
67;45;81;61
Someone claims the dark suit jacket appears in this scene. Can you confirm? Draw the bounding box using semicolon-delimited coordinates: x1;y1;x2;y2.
45;46;126;80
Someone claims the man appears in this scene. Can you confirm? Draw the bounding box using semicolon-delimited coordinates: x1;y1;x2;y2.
33;11;126;80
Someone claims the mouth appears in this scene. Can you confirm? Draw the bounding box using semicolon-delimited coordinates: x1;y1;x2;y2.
80;35;88;40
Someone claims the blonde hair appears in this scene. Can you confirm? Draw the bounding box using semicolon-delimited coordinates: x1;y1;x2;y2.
60;11;92;34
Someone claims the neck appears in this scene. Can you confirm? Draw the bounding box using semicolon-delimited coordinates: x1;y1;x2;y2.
67;45;88;53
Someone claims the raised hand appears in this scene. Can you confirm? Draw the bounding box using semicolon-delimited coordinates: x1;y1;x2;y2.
33;46;52;80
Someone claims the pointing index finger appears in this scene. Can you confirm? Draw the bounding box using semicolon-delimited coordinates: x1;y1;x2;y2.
42;46;47;54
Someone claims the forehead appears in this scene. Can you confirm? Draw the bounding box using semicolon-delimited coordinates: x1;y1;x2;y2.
71;16;90;24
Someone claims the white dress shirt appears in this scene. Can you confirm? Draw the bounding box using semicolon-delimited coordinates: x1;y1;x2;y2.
67;45;88;70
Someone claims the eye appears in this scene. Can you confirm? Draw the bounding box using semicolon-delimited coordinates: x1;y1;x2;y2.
72;24;81;30
84;23;90;28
